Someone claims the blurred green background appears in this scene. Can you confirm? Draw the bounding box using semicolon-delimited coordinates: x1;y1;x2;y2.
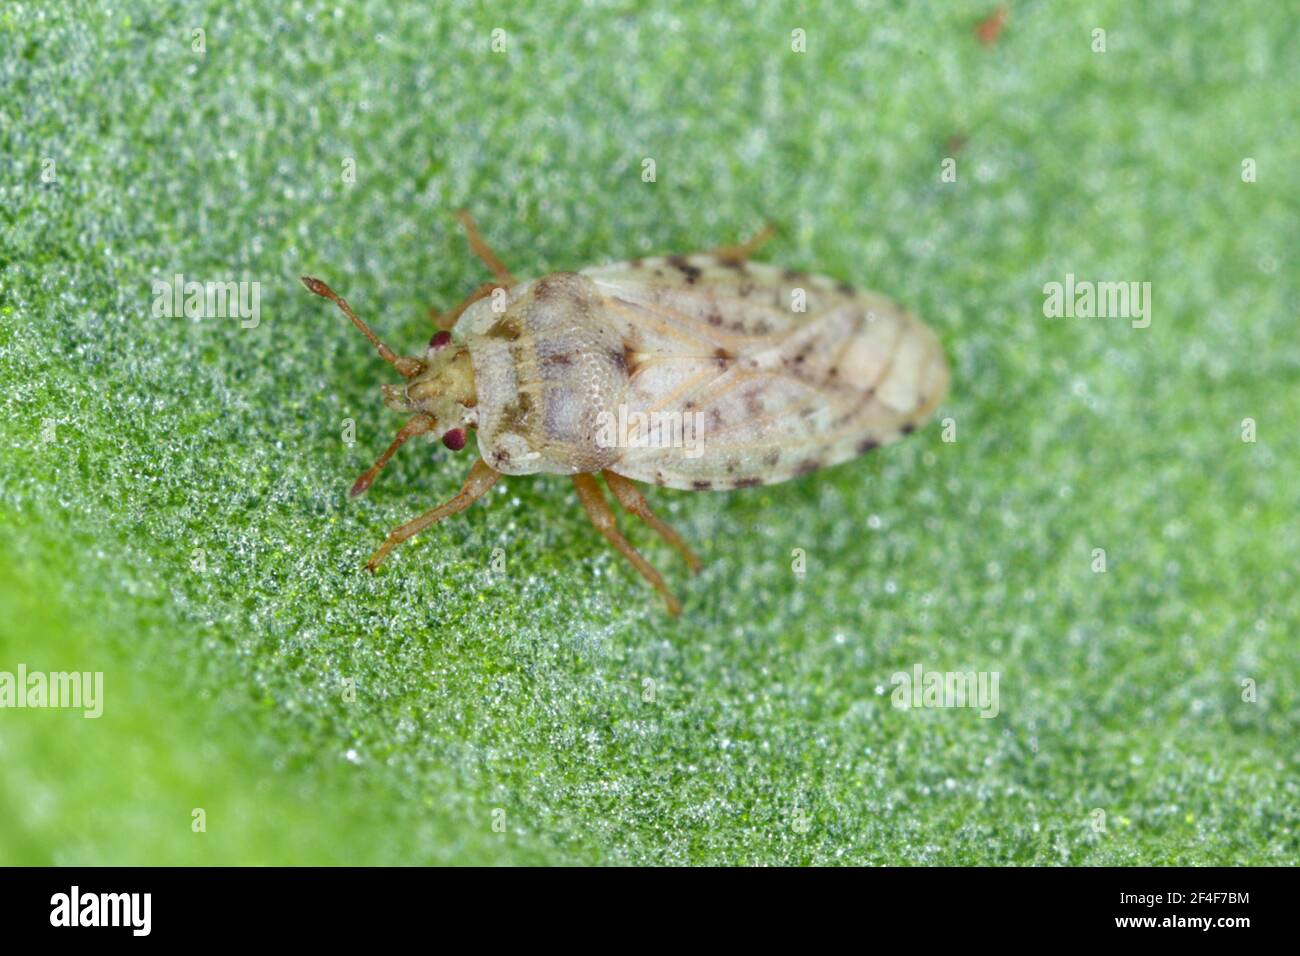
1;0;1296;865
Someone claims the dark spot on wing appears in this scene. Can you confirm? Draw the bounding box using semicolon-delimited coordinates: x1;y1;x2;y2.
857;438;880;454
705;308;724;327
795;458;821;475
691;479;713;490
762;450;780;467
836;281;855;296
900;423;915;435
668;255;701;284
713;347;733;368
609;347;629;374
734;477;763;488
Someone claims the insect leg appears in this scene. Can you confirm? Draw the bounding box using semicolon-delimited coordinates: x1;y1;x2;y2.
601;471;702;574
350;414;436;498
431;281;503;331
454;209;516;284
571;474;683;616
709;223;778;265
365;458;501;571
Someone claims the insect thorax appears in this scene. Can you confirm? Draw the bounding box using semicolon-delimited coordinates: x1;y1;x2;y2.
459;272;630;475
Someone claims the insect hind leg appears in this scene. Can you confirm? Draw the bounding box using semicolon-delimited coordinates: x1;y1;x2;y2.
602;471;701;574
571;474;683;616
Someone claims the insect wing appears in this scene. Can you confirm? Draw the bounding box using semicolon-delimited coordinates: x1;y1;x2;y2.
582;256;948;490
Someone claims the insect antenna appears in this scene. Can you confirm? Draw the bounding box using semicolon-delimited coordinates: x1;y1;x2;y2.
350;413;437;497
301;276;424;378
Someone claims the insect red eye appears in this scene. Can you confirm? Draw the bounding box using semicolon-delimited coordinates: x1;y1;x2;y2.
429;330;453;351
441;428;467;451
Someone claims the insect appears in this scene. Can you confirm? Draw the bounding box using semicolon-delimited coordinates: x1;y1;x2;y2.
302;212;949;614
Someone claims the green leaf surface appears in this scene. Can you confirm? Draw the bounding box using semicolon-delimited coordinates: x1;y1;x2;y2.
1;0;1296;865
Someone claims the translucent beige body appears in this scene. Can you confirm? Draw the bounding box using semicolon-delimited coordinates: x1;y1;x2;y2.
455;255;950;490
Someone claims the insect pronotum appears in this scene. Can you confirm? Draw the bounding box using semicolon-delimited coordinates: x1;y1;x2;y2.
302;212;949;615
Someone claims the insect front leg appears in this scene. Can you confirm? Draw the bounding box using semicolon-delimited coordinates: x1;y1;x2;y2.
601;471;701;574
431;281;505;331
571;474;683;616
366;458;501;571
708;223;778;265
350;413;436;497
454;209;515;284
429;210;517;329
